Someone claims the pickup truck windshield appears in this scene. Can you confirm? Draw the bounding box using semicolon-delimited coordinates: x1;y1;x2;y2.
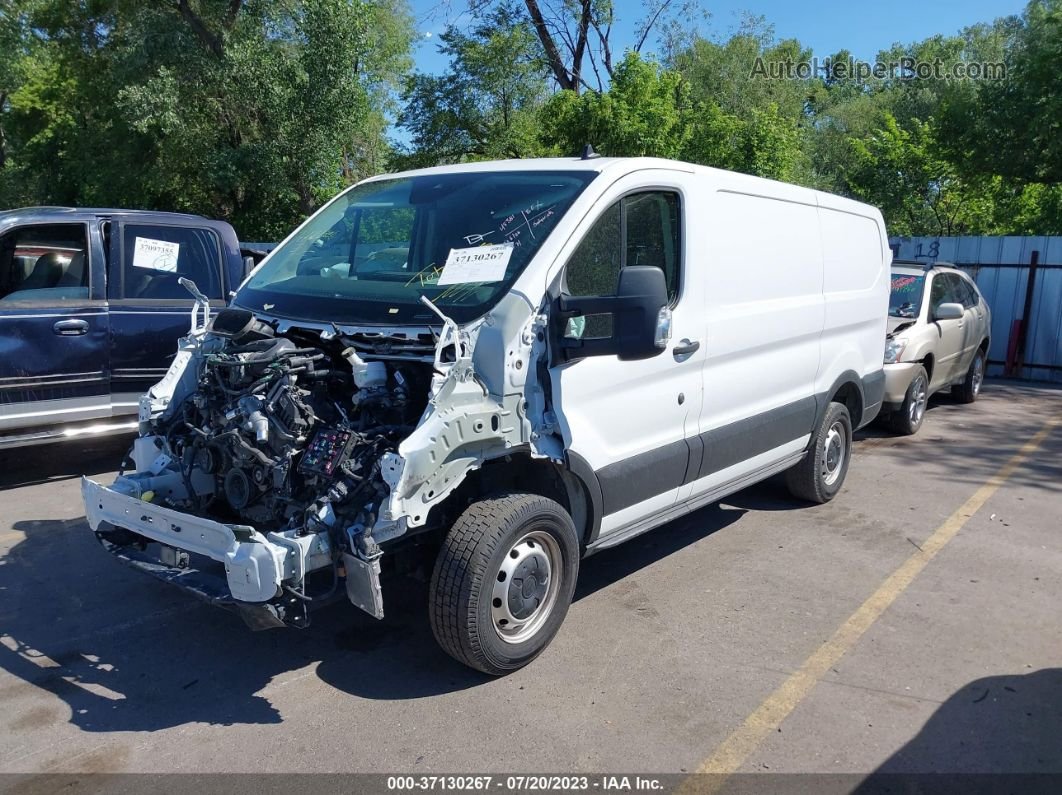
237;170;597;325
889;272;925;318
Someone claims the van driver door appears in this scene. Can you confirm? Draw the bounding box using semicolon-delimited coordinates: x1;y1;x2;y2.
547;174;705;542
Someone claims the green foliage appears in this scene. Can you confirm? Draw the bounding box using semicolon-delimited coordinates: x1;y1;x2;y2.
844;113;988;235
670;16;810;124
541;51;800;182
0;0;414;239
542;53;691;158
395;5;551;167
939;0;1062;186
2;0;1061;238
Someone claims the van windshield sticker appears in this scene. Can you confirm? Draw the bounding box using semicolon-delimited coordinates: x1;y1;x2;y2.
133;237;180;272
437;243;514;285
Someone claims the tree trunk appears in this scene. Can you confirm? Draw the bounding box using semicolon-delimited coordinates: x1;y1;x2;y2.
524;0;576;92
0;92;7;170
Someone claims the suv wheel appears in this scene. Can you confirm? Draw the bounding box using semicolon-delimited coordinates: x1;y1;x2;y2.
785;401;852;504
890;365;929;436
429;493;579;675
952;349;985;404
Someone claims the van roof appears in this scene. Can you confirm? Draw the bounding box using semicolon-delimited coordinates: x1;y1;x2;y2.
892;260;958;275
366;156;692;182
366;156;880;217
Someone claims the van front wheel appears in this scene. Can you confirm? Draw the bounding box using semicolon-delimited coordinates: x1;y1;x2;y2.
429;493;579;675
785;402;853;504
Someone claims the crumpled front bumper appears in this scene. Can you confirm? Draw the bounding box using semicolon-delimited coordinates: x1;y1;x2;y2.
82;476;286;604
82;475;384;626
882;362;923;408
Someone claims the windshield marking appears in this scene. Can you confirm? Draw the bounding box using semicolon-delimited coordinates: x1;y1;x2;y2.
404;264;443;288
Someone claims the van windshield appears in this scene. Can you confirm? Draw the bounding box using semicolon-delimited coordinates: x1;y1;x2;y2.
889;272;926;317
236;171;597;325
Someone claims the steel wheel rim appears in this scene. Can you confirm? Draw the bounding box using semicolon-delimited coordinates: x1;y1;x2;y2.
821;421;846;487
909;375;928;425
972;356;984;396
491;530;562;645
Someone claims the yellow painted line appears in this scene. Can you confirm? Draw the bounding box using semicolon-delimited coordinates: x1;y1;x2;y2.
692;415;1061;782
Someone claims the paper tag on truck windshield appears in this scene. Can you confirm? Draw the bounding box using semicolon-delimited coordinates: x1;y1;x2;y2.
132;237;180;272
436;243;514;286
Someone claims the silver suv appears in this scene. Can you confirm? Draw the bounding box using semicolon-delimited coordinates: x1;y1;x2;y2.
882;261;991;435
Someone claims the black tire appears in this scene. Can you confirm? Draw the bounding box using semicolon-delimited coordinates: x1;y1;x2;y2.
889;365;929;436
785;402;853;504
952;349;985;404
429;492;579;675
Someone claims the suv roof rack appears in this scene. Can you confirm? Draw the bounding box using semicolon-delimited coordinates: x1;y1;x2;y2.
892;259;957;271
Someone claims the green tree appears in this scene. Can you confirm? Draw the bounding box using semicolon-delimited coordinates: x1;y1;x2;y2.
1;0;414;239
941;0;1061;184
395;5;550;167
741;102;800;180
845;113;995;236
669;16;810;124
668;19;809;181
541;52;691;158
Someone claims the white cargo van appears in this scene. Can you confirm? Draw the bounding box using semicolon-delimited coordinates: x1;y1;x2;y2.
83;157;889;674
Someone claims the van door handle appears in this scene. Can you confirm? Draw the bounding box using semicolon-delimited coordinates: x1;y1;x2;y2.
53;319;89;336
672;339;700;358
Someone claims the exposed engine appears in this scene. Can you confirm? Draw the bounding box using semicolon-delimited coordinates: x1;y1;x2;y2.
147;309;430;560
84;290;543;628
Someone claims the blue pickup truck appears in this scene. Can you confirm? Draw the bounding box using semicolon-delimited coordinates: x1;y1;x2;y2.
0;207;261;448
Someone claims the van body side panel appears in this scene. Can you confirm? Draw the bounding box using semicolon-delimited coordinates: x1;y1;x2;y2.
682;184;824;499
538;162;888;541
814;200;889;426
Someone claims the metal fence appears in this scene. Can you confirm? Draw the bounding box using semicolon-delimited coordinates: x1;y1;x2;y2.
890;236;1062;383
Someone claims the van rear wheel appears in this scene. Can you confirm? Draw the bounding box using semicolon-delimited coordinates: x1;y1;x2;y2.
785;402;852;504
429;493;579;675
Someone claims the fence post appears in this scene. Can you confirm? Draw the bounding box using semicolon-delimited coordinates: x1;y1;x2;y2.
1012;249;1040;379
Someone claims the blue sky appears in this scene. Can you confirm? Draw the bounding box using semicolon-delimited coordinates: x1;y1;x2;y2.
407;0;1027;75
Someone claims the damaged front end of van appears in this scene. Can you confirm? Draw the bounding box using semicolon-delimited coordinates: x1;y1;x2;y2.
82;168;598;629
82;280;559;629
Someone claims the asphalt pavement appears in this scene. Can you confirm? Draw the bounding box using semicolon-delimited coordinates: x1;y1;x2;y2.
0;380;1059;781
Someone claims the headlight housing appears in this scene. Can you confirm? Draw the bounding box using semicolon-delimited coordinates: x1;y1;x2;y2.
884;338;907;364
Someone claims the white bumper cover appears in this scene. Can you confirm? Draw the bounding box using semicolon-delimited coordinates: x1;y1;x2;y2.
82;476;285;603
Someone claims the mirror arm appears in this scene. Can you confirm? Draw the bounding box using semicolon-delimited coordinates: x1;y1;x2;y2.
556;293;621;317
562;336;618;357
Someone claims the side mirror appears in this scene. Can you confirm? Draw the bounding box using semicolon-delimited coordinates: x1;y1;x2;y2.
555;266;670;362
934;302;964;321
242;255;256;281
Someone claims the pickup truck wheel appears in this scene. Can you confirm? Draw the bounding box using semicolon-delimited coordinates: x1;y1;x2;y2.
429;493;579;675
952;350;985;404
890;365;929;436
785;402;852;504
